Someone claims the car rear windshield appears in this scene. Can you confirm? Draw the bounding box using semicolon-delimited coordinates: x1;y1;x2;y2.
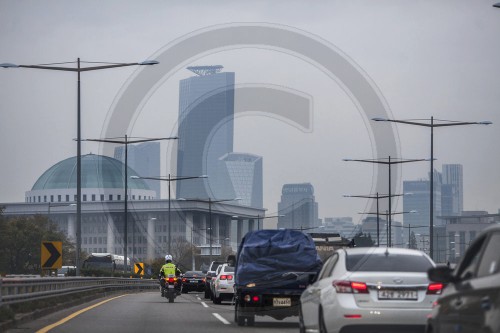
346;253;433;272
223;266;235;272
185;271;203;276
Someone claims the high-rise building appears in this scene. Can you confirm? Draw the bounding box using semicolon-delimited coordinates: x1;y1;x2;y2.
277;183;319;230
441;164;463;216
403;171;442;228
220;152;263;208
114;142;161;198
176;65;235;199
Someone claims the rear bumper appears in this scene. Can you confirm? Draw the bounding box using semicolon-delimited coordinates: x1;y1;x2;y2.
236;289;303;319
323;298;431;333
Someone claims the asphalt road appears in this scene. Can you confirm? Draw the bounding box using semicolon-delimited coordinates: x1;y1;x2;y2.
6;291;299;333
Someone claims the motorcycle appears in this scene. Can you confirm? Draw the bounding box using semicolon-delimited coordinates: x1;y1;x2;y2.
161;274;179;303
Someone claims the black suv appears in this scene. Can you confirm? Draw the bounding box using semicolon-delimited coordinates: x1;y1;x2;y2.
204;260;225;299
427;224;500;333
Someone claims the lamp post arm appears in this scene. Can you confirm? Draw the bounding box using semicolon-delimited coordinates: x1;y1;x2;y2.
17;62;140;72
373;118;492;127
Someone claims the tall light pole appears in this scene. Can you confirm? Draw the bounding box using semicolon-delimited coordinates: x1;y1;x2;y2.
85;135;176;270
132;175;208;254
1;59;159;275
344;157;426;247
344;193;409;246
372;117;491;259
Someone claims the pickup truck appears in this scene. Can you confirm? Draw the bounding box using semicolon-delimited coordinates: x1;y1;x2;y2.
234;229;323;326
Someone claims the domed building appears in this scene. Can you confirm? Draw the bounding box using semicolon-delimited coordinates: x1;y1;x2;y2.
3;154;264;264
25;154;156;203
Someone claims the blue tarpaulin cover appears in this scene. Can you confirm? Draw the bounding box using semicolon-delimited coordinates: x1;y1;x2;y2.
235;229;323;288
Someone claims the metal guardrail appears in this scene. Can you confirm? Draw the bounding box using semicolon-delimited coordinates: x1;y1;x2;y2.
0;277;158;306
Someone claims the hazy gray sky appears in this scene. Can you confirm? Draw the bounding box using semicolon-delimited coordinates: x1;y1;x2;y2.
1;0;499;222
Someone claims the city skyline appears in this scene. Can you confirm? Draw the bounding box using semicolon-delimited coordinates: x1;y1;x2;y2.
1;1;499;221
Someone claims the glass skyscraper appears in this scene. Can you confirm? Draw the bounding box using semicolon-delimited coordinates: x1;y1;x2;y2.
221;152;263;208
176;66;235;199
441;164;463;216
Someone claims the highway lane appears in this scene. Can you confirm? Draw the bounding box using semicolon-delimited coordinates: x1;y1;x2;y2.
6;291;299;333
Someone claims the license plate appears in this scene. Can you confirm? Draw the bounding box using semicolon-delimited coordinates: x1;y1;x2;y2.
168;284;175;289
190;279;197;283
273;297;291;307
378;289;417;300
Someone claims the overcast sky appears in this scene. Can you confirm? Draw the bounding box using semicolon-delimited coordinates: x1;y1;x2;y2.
1;0;499;222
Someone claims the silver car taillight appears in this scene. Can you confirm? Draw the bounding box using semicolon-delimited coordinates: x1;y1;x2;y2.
333;280;369;294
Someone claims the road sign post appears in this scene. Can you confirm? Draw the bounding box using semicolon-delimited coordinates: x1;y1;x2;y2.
134;263;144;276
41;241;62;276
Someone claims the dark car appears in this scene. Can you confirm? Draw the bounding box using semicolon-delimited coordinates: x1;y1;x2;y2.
181;270;205;293
427;224;500;333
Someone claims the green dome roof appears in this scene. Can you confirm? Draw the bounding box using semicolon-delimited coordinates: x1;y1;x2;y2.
32;154;150;190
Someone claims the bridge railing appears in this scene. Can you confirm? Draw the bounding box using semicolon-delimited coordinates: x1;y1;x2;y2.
0;277;158;305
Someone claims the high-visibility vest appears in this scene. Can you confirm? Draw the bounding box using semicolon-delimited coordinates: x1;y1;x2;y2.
161;263;177;276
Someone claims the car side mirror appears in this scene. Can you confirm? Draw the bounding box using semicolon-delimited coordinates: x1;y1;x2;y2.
428;265;456;284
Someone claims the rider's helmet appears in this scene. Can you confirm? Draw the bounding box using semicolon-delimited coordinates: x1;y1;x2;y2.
165;254;173;263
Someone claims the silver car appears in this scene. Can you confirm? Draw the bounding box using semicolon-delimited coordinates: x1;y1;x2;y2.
212;264;235;304
299;247;442;333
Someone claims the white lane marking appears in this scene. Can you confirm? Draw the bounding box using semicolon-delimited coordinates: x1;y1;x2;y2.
197;297;201;301
201;301;209;308
213;313;231;325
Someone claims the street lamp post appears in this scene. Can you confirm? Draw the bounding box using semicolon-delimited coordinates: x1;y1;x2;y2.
344;157;426;247
372;117;491;259
85;136;176;270
131;175;207;255
344;193;409;246
1;59;159;275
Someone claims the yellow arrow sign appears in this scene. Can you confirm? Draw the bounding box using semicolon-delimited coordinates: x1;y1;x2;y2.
134;262;144;275
41;241;62;269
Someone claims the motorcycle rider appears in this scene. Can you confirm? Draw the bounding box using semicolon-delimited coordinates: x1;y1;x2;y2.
159;254;181;296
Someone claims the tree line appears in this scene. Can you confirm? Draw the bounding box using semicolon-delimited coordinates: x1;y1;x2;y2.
0;207;76;275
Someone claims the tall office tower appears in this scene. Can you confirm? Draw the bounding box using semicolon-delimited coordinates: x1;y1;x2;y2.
403;170;442;228
277;183;319;230
441;164;463;216
114;142;161;198
176;65;235;199
220;153;263;208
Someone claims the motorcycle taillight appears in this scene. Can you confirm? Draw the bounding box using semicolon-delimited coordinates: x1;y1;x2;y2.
168;277;176;283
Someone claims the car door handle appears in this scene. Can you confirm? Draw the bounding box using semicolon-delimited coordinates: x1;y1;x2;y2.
481;296;491;311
